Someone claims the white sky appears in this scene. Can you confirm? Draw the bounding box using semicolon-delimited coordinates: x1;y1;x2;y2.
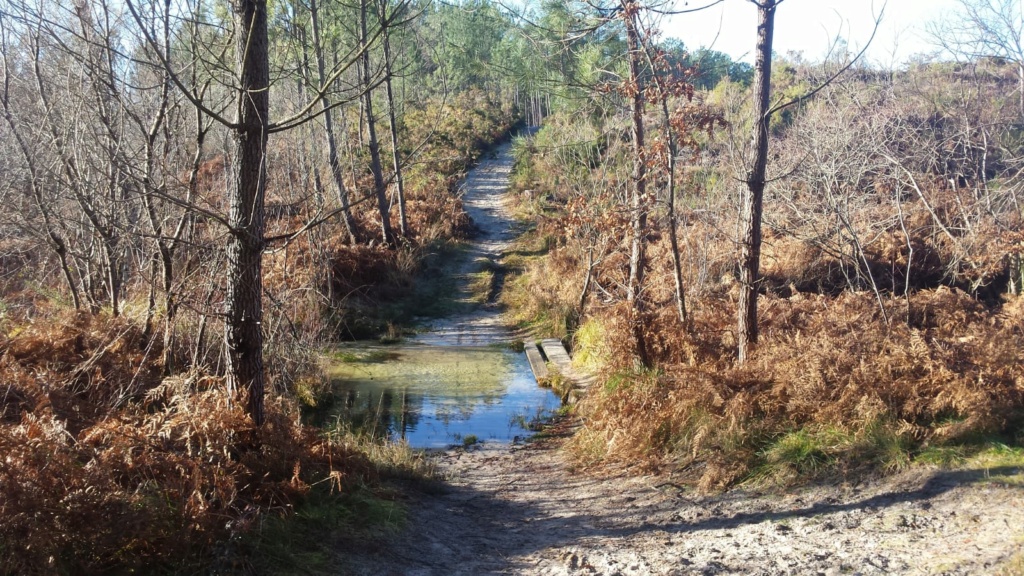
662;0;959;65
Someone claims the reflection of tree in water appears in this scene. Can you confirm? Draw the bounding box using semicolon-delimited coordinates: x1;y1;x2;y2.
431;393;506;426
336;383;511;439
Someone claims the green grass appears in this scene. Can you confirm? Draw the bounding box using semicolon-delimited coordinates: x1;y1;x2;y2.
466;268;495;305
747;421;915;486
963;442;1024;486
915;445;969;467
544;370;574;404
746;423;1024;489
602;373;628;394
352;242;470;336
758;429;839;477
496;230;575;338
861;419;912;473
916;440;1024;482
571;318;608;373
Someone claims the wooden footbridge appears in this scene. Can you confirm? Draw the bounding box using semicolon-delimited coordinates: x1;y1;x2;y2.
523;339;591;402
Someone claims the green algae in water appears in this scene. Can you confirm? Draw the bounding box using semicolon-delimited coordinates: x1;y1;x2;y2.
325;344;558;448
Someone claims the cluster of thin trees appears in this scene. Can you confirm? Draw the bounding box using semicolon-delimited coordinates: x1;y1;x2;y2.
0;0;760;424
514;0;1023;366
0;0;557;424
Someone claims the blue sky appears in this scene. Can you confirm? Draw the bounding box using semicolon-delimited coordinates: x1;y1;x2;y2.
662;0;958;65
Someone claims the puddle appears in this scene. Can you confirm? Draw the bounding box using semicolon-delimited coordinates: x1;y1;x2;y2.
323;343;559;448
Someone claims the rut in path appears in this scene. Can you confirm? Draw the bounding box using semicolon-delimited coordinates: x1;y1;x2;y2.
337;142;1024;576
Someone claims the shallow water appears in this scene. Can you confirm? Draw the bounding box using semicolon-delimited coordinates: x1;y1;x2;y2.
324;343;559;448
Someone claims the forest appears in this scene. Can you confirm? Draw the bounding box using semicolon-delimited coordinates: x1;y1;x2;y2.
0;0;1022;572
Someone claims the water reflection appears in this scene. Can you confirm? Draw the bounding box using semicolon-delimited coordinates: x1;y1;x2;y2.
324;344;559;448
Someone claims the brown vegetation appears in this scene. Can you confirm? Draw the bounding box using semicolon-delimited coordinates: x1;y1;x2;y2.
505;56;1024;489
0;308;374;573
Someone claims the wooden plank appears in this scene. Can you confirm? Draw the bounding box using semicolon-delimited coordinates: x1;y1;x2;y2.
524;342;549;382
539;339;572;373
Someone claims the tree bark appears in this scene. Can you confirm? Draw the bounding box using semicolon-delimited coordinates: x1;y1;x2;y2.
738;0;777;363
623;0;651;367
310;0;359;245
1017;60;1023;120
361;0;396;247
226;0;270;425
379;0;408;237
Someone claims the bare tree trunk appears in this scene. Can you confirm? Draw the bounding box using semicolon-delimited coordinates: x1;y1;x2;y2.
738;0;777;363
578;247;595;314
379;0;408;237
31;31;116;316
623;0;651;367
1010;252;1024;296
162;120;206;373
641;35;688;326
226;0;270;425
665;135;687;325
361;0;396;246
0;36;84;311
0;100;82;310
310;0;359;245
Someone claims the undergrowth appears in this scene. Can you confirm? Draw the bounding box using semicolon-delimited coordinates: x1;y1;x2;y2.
0;307;445;574
565;290;1024;490
237;428;441;575
0;86;514;575
504;113;1024;492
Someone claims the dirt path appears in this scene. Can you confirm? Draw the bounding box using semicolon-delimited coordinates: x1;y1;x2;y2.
414;142;518;347
339;142;1024;575
347;436;1022;575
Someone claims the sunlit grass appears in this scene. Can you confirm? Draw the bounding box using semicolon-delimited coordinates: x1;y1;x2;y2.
916;441;1024;486
746;421;914;487
466;268;495;305
572;318;608;373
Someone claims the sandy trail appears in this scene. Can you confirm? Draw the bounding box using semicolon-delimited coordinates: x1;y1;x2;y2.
339;141;1024;575
413;142;518;347
347;438;1022;575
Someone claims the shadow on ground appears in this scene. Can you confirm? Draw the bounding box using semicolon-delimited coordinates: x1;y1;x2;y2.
339;443;1023;575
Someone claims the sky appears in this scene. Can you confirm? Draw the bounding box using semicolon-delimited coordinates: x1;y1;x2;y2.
662;0;959;66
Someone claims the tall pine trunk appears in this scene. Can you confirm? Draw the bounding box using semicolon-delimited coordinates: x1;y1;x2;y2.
226;0;270;425
310;0;358;245
379;0;408;237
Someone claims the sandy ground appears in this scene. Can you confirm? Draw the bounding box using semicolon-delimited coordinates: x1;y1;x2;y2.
337;140;1024;575
343;434;1023;575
